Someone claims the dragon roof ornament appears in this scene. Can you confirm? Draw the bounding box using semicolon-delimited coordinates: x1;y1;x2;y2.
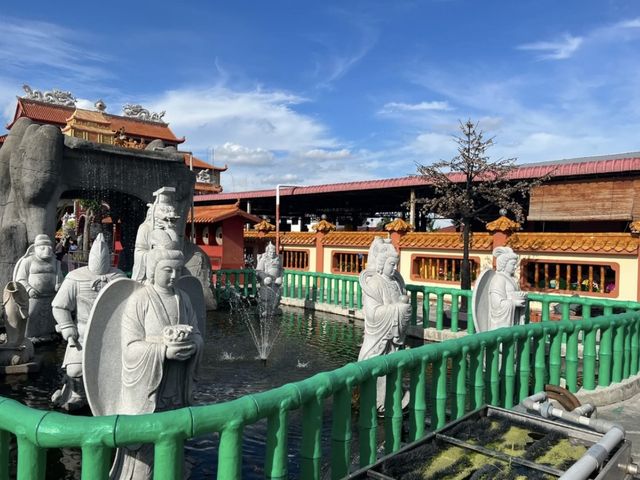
22;84;77;107
122;104;166;123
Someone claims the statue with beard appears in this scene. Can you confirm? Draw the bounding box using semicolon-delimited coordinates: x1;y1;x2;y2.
51;233;126;410
13;234;63;340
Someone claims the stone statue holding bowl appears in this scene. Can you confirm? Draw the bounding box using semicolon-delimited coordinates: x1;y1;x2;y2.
473;246;527;333
358;237;411;412
83;244;203;479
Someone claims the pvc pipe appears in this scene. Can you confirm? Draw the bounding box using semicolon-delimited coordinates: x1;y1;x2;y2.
521;392;626;480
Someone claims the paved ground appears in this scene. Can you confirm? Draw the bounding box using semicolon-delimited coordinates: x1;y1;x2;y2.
597;392;640;462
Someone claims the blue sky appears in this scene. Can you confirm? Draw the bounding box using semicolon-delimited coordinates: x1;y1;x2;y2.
1;1;640;191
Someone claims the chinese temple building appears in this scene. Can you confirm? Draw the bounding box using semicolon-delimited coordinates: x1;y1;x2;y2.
4;86;227;195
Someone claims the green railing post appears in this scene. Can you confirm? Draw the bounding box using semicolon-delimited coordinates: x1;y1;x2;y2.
154;438;185;480
16;438;45;480
541;301;550;322
470;341;485;409
330;387;351;480
217;425;243;480
452;348;467;418
300;396;323;480
486;340;500;405
631;312;640;375
340;279;347;308
384;367;403;455
582;306;596;390
408;359;427;442
265;408;288;480
431;353;448;429
318;276;325;304
410;289;418;326
599;312;613;387
566;322;579;393
502;338;516;408
549;326;563;386
612;315;625;383
435;293;444;331
356;282;363;310
450;293;459;333
623;321;632;379
423;290;430;329
81;444;112;480
358;378;377;468
517;331;531;403
347;280;354;309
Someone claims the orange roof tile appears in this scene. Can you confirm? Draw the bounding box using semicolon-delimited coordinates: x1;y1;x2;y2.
399;232;493;250
507;233;639;254
189;204;260;224
322;231;387;247
9;98;184;144
183;154;227;171
243;231;315;245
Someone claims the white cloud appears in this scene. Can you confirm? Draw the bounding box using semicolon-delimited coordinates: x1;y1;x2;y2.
0;17;109;80
407;132;456;158
617;18;640;29
380;101;451;114
303;148;351;159
518;34;583;60
151;85;338;153
214;142;275;166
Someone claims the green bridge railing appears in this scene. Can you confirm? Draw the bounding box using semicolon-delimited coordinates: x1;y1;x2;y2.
3;308;640;479
215;270;640;335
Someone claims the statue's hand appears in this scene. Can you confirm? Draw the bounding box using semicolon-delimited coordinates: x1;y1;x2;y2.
166;341;196;361
274;277;282;286
263;277;273;286
28;287;39;298
61;326;79;343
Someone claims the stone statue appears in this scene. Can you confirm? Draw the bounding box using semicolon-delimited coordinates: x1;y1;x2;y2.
357;237;411;412
13;234;63;339
50;234;126;411
131;186;216;312
196;169;211;183
472;246;527;333
83;245;203;479
131;187;180;282
122;104;166;123
255;242;284;314
0;281;34;368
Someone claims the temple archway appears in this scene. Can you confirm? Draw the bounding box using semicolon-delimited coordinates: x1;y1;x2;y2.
0;118;195;287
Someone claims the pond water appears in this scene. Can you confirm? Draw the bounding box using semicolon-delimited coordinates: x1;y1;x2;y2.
1;305;365;479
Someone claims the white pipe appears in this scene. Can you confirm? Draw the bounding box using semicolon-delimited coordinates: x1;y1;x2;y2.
521;393;626;480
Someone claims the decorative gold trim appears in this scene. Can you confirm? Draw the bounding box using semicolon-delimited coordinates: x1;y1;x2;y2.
254;219;275;233
486;215;521;233
384;217;413;233
312;219;336;234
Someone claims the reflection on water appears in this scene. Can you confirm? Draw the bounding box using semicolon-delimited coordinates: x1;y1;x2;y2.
1;306;364;479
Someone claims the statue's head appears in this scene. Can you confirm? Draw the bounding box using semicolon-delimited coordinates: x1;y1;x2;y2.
147;244;184;287
373;240;399;277
493;247;518;274
88;233;111;275
265;242;276;257
33;234;53;260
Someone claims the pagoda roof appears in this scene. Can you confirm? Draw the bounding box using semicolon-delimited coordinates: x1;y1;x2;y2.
7;97;185;144
188;203;260;224
183;154;227;171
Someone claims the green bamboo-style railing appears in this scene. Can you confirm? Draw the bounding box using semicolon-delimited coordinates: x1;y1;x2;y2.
2;307;640;479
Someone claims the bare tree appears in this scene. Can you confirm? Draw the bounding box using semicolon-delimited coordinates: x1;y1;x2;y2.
416;120;550;294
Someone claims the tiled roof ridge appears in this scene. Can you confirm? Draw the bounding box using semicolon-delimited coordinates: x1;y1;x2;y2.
19;97;170;126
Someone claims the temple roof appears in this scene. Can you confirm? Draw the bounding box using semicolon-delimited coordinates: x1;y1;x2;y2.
189;204;260;224
507;232;639;254
7;97;185;144
184;154;227;171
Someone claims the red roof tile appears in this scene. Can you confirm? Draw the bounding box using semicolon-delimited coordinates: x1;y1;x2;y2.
195;152;640;202
8;98;184;144
322;231;387;247
243;231;315;245
189;204;260;224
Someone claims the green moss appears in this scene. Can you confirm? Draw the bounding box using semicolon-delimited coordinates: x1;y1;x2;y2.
535;438;587;468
